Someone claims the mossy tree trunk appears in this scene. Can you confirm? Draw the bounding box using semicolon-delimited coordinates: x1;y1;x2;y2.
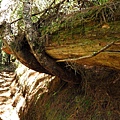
22;1;80;84
0;1;120;83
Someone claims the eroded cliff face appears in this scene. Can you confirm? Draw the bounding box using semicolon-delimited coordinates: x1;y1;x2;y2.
0;1;120;119
13;63;56;119
0;63;120;120
0;64;20;120
0;63;55;120
21;64;120;120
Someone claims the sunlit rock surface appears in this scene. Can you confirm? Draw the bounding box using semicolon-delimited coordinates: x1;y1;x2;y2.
0;63;55;120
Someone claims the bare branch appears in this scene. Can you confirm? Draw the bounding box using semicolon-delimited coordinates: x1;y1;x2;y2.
57;40;119;62
10;0;66;24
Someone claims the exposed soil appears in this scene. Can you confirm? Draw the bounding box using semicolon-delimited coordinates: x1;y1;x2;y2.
0;1;120;119
23;66;120;120
45;21;120;70
0;64;120;120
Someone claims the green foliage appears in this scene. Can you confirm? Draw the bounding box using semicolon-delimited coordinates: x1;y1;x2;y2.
0;39;2;49
92;0;108;5
31;16;39;23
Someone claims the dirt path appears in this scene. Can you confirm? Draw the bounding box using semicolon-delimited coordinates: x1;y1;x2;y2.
0;71;20;120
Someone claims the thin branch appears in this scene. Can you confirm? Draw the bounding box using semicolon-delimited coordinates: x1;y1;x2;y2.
57;40;118;62
10;0;66;24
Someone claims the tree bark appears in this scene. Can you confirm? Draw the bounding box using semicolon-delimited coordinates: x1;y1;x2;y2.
2;23;51;74
1;1;120;83
22;1;80;84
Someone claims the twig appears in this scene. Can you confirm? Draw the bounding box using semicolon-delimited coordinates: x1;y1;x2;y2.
10;0;66;24
57;40;118;62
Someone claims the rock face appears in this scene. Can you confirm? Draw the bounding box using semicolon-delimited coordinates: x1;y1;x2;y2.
0;1;120;119
0;64;56;120
0;63;120;120
21;64;120;120
0;71;20;120
13;64;57;119
46;39;120;70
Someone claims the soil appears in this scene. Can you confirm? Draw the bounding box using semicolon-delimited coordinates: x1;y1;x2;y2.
45;21;120;70
23;66;120;120
0;64;120;120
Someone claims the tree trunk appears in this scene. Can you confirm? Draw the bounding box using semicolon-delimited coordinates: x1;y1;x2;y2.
0;1;120;83
22;1;80;84
2;23;51;74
